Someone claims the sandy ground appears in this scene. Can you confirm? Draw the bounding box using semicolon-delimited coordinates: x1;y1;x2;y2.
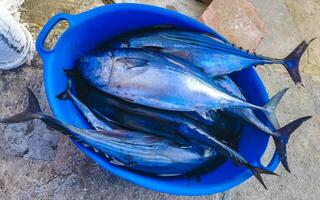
0;0;319;199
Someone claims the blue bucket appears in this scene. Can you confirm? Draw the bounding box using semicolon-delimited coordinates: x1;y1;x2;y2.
36;3;280;195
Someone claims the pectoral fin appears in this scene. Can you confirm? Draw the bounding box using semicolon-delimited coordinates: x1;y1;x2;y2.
142;46;164;52
116;57;149;69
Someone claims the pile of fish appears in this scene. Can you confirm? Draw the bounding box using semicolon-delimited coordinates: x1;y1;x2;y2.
1;26;314;189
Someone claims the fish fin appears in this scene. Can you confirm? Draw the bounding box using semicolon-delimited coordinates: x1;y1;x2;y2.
91;108;122;129
110;158;126;166
283;37;318;85
149;24;230;43
0;88;42;123
249;165;278;190
263;88;289;129
116;57;149;69
201;133;276;189
56;78;73;100
142;46;164;52
273;116;312;172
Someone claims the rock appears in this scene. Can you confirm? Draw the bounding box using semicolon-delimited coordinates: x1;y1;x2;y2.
199;0;267;50
165;4;177;11
115;0;207;19
0;121;59;161
198;0;212;5
0;66;59;161
24;121;59;161
1;123;29;157
20;0;104;26
283;0;320;81
222;1;320;198
250;0;303;60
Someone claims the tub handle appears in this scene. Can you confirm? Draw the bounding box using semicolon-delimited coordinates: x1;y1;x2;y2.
36;13;74;60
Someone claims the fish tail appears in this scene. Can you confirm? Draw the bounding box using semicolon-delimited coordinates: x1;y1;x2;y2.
282;37;318;85
248;165;278;190
273;116;312;172
203;135;277;189
0;88;42;124
262;88;289;129
56;78;73;100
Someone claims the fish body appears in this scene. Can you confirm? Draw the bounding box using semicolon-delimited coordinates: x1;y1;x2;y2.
110;27;316;84
70;73;242;146
77;48;272;113
1;88;279;188
49;116;216;175
1;88;216;176
211;75;313;172
77;46;301;174
57;77;277;188
212;75;279;133
57;78;227;169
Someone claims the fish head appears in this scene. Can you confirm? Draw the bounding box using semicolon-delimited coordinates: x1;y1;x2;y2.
76;51;115;86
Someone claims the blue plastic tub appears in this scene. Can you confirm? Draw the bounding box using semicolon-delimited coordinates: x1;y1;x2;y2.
36;3;280;195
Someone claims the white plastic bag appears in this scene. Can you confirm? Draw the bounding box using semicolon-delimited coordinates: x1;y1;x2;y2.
0;0;24;13
0;5;33;70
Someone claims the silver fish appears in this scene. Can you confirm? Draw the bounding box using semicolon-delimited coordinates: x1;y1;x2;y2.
0;88;216;176
77;48;277;115
55;87;278;188
111;27;317;85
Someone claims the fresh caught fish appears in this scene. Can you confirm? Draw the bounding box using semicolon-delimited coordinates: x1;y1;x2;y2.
0;88;216;176
57;78;231;170
56;79;113;132
212;75;286;130
78;46;308;173
77;48;279;115
211;75;312;172
57;78;225;162
75;68;311;173
110;27;317;85
56;79;278;189
64;71;242;146
56;78;190;145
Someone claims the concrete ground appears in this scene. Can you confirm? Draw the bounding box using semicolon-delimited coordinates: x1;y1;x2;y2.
0;0;319;199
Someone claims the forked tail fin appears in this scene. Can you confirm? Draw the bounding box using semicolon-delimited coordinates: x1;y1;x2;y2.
0;88;42;123
273;116;312;172
248;165;278;190
56;78;73;100
283;37;318;85
263;88;289;129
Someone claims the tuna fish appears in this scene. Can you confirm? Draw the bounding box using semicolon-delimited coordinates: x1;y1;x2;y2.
77;48;280;115
109;27;317;85
77;47;310;173
211;75;311;172
0;88;216;176
56;77;279;189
